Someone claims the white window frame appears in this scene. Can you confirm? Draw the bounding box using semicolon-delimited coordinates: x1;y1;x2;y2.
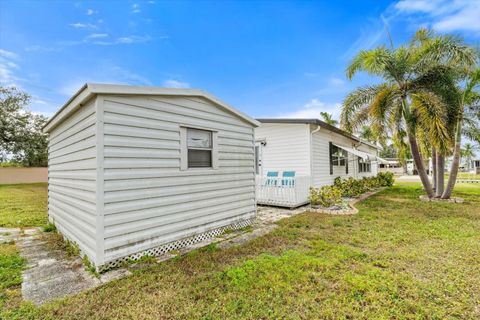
180;125;219;170
358;158;371;173
331;145;347;166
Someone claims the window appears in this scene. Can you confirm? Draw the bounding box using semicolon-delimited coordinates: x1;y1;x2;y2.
180;127;218;170
331;145;347;166
358;158;371;173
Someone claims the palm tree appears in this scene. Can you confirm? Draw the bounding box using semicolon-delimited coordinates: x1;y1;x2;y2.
319;112;339;127
358;125;376;143
461;143;476;171
341;29;476;198
442;69;480;198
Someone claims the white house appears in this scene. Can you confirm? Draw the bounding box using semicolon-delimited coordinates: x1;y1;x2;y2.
43;83;259;271
254;119;384;207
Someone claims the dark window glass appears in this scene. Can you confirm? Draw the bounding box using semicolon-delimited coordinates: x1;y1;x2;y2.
188;149;212;168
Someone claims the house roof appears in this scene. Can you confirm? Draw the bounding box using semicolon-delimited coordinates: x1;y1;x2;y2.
43;83;260;133
256;118;381;150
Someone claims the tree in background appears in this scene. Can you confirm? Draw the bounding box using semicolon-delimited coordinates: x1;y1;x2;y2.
0;86;48;167
461;143;476;171
319;112;339;127
341;28;477;198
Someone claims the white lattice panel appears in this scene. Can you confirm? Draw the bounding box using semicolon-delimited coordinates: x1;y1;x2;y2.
99;218;254;272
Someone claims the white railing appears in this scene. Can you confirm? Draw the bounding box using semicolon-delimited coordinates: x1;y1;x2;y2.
256;175;311;208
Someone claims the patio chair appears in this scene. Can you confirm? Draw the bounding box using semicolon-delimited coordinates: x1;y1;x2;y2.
281;171;296;187
265;171;279;186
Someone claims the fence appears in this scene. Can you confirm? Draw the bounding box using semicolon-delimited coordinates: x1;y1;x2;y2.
256;175;311;208
0;167;48;184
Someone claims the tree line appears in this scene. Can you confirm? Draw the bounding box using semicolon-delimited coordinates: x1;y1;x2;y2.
0;86;48;167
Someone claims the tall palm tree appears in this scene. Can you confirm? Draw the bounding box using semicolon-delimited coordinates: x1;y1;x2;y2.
319;112;339;127
442;69;480;198
341;29;476;198
358;125;376;143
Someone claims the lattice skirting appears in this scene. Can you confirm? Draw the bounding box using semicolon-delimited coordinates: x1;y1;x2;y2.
98;217;255;272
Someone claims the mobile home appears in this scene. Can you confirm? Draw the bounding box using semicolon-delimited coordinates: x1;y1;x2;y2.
43;83;259;271
254;119;385;207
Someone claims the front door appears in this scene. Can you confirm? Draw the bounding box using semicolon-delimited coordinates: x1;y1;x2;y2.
254;142;263;176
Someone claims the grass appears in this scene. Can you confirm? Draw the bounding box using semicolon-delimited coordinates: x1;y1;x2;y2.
0;240;26;313
1;182;479;319
0;183;48;228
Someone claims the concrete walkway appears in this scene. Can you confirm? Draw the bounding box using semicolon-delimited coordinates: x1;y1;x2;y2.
5;205;307;305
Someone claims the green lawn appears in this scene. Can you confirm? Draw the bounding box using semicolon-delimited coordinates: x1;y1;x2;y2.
1;182;480;319
0;183;48;228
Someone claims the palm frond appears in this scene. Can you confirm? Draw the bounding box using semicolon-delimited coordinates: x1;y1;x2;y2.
340;84;388;132
346;47;393;79
411;91;451;153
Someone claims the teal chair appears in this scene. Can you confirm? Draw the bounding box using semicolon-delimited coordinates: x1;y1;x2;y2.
265;171;279;186
282;171;296;187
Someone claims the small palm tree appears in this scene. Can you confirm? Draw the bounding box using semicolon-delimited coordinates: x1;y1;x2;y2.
341;29;477;198
461;143;475;171
319;112;339;127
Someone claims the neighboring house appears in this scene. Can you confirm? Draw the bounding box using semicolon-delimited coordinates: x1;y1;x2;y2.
42;83;259;271
378;158;405;175
254;119;384;207
471;159;480;174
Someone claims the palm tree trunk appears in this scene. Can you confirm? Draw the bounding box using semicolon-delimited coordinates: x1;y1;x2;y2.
408;134;434;198
442;120;462;199
432;148;437;191
436;153;444;197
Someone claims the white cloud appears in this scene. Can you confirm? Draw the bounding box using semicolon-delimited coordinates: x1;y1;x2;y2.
85;33;109;39
273;98;342;120
69;22;96;29
0;49;19;60
394;0;480;34
86;9;97;15
162;79;190;88
132;4;141;13
0;49;20;86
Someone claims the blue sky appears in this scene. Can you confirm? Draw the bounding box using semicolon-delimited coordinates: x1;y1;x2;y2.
1;0;479;120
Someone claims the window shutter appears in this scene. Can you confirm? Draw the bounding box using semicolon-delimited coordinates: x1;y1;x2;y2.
329;142;333;175
180;127;188;170
346;154;349;174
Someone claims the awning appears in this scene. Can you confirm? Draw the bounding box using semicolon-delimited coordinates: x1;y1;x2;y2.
375;156;391;164
333;144;371;160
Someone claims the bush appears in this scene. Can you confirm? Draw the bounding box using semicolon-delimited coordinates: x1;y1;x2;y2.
333;173;395;198
377;172;395;187
309;185;342;207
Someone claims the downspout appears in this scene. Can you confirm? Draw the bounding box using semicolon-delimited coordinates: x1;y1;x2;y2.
310;125;321;186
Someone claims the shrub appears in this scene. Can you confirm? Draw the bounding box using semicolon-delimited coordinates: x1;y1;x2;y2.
309;185;342;207
43;223;56;233
377;172;395;187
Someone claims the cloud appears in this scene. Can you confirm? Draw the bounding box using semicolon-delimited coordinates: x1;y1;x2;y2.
0;49;19;60
86;9;97;15
0;49;21;86
273;98;342;120
25;45;60;52
162;79;190;88
85;33;109;39
394;0;480;34
132;4;141;13
69;22;97;29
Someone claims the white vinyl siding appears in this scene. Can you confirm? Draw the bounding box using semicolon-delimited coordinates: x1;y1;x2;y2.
254;123;311;177
47;99;98;264
311;126;377;187
100;95;256;262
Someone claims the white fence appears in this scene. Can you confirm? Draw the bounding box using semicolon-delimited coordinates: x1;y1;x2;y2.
256;176;311;208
